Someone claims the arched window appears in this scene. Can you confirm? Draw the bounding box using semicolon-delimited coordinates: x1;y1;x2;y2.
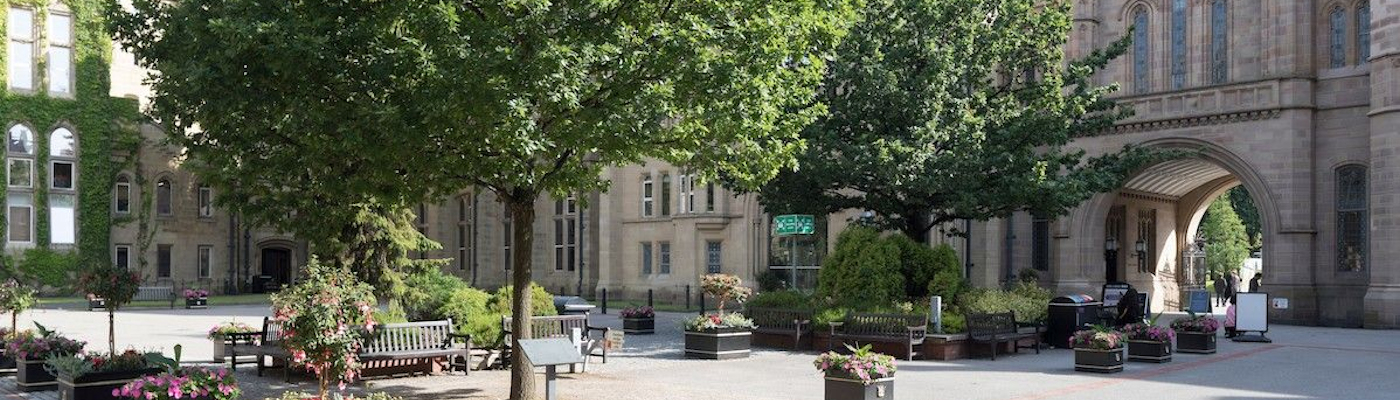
1330;6;1347;68
46;2;74;96
1170;0;1187;89
1132;8;1150;93
1357;5;1370;64
1336;165;1367;272
1210;0;1229;84
113;174;132;214
156;178;173;216
49;127;76;190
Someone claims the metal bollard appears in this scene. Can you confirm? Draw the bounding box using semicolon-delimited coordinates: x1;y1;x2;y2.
685;285;691;310
699;293;706;315
647;289;654;308
601;288;608;315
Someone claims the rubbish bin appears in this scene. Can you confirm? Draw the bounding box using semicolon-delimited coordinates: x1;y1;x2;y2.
554;296;596;315
1047;294;1102;348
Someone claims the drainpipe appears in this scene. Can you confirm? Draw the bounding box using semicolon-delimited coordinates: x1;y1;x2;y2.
964;219;973;279
1004;215;1015;285
471;192;479;286
242;228;251;290
227;214;238;294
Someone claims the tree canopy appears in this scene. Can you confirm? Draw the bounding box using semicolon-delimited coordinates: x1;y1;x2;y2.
107;1;857;398
1202;194;1249;276
756;0;1168;241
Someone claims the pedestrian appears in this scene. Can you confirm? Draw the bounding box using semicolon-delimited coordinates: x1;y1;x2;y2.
1224;295;1238;338
1213;273;1227;306
1226;271;1240;304
1249;272;1263;293
1117;287;1144;327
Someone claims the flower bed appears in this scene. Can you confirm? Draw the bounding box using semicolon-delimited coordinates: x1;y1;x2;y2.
184;289;210;309
682;314;755;360
10;330;86;390
1122;323;1174;363
1170;313;1220;354
115;366;239;400
49;350;163;400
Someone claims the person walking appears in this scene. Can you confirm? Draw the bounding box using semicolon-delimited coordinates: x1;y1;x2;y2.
1249;272;1263;292
1213;273;1227;306
1226;271;1240;304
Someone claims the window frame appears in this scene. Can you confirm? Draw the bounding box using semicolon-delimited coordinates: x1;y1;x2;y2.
197;185;213;218
1169;0;1187;89
157;244;173;279
1210;0;1229;84
706;240;722;274
7;196;33;245
659;241;671;275
1329;5;1347;68
6;6;36;92
197;245;213;279
113;244;131;270
641;242;653;275
641;174;654;217
45;7;74;97
48;193;75;245
1131;7;1151;94
155;178;174;216
1336;165;1367;272
113;174;132;214
1356;4;1370;64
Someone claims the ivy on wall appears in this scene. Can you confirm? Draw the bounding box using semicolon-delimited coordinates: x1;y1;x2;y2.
0;0;142;281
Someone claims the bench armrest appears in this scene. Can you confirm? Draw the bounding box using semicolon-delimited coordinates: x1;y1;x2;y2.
827;321;843;336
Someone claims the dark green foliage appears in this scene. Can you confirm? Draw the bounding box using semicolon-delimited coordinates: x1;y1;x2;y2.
817;227;903;309
755;269;788;293
17;248;78;289
938;310;966;334
436;287;494;347
399;268;467;321
745;290;813;310
960;282;1053;324
757;0;1174;241
488;284;557;318
1201;195;1249;276
1226;187;1261;250
889;235;938;299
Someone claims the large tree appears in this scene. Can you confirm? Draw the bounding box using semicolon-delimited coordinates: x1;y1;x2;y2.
107;1;855;398
1201;195;1249;276
757;0;1167;242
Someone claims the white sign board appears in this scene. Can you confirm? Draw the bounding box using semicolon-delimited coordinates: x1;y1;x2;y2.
1236;292;1269;332
1271;298;1289;309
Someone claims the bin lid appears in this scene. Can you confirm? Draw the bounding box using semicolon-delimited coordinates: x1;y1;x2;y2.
553;296;596;312
1049;294;1099;305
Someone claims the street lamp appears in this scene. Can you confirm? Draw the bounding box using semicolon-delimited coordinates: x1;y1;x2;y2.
1104;236;1119;283
1135;239;1148;274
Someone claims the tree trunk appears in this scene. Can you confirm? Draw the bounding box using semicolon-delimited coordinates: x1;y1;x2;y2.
903;210;932;244
108;310;116;355
507;198;537;400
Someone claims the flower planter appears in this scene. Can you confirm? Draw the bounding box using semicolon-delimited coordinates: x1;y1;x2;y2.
211;337;227;363
88;298;107;311
684;328;751;360
824;376;894;400
58;368;163;400
1127;340;1172;363
622;317;655;334
186;297;208;309
1175;331;1217;354
17;358;58;391
1073;347;1124;373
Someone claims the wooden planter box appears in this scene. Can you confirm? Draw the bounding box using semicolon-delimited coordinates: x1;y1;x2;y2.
921;334;969;361
1073;348;1124;373
824;376;894;400
17;357;58;391
1127;340;1172;363
212;338;227;363
622;318;655;334
684;328;751;360
186;297;208;309
58;367;162;400
1176;331;1217;354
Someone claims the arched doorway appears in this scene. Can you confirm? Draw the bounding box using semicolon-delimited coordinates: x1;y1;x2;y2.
259;246;294;292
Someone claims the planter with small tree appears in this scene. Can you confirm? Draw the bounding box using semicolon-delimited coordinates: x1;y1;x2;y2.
8;325;86;390
1170;312;1220;354
683;274;755;360
0;279;36;374
620;306;655;334
1122;322;1174;363
47;349;163;400
1070;326;1124;373
184;289;210;309
814;344;896;400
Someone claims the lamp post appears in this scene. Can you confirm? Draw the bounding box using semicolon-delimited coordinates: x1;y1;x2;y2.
1135;239;1147;274
1104;236;1119;283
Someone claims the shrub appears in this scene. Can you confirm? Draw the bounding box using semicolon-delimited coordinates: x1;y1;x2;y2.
18;248;78;289
755;269;788;292
400;269;467;321
437;287;496;346
927;270;965;305
271;259;377;399
889;234;940;299
812;308;851;326
745;290;813;310
960;281;1052;324
937;310;966;334
487;283;557;317
817;227;903;309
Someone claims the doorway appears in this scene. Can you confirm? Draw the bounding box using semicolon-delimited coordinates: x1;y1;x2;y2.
261;247;292;291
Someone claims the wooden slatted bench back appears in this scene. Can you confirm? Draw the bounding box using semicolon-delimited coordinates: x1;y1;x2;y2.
840;313;927;338
502;315;589;339
261;317;287;346
749;308;813;332
133;286;174;301
966;312;1020;339
363;320;455;354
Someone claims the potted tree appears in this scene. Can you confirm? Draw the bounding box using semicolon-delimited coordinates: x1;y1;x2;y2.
207;322;258;363
1069;325;1124;373
1170;311;1221;354
47;349;163;400
1122;322;1174;363
682;274;755;360
620;306;655;334
814;344;896;400
271;259;377;400
0;279;36;373
77;268;143;356
184;289;210;309
8;325;85;390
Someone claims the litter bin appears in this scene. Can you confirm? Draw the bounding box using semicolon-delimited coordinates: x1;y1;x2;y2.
554;296;596;315
1047;294;1102;348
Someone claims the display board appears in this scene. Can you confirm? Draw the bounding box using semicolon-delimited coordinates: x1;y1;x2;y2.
1102;283;1131;308
1236;292;1269;332
1188;290;1212;314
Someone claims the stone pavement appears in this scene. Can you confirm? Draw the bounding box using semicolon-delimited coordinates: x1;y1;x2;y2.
4;307;1400;399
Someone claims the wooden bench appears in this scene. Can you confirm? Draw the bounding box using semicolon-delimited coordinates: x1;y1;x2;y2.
966;311;1041;360
829;313;928;361
501;314;609;372
747;308;813;350
360;319;471;377
226;317;291;381
88;286;176;310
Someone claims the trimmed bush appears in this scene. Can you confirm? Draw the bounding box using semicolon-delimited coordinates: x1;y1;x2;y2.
960;282;1053;324
488;284;557;317
890;234;940;299
437;287;496;346
817;227;903;309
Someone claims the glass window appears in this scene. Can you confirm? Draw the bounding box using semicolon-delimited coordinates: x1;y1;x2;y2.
6;7;34;91
641;175;653;217
706;241;722;274
156;179;173;215
457;225;468;270
458;195;471;271
49;194;75;244
554;219;564;271
51;161;73;189
1330;6;1346;68
114;175;131;214
7;194;32;243
641;242;653;275
1132;8;1150;93
660;173;672;216
50;128;75;157
1357;5;1370;64
114;245;131;270
198;246;212;279
1210;0;1229;84
46;12;72;96
659;242;671;274
1032;215;1051;271
1138;209;1158;274
567;218;576;272
158;244;172;278
8;159;32;188
198;185;213;217
8;124;33;154
705;182;716;212
1337;165;1367;272
1170;0;1187;89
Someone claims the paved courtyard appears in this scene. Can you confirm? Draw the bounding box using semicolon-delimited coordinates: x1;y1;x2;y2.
2;305;1399;399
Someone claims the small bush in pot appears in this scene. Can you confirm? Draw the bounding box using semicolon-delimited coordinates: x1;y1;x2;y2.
1069;325;1125;373
619;306;655;334
9;325;86;389
47;349;163;400
814;344;896;400
1170;311;1221;354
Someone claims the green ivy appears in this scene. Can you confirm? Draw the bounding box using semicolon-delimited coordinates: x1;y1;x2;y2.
16;247;77;288
1;0;142;276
